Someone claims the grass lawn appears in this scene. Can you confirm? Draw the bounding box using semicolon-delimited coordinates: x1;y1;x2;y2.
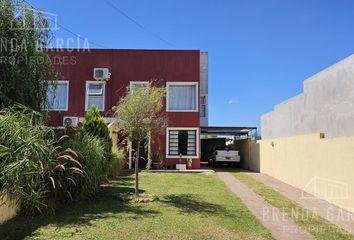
230;171;354;240
0;172;274;240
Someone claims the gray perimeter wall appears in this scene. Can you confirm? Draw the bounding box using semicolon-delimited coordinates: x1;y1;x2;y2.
262;54;354;139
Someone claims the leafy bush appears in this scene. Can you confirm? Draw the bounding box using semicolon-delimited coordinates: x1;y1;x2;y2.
82;106;112;154
0;105;83;215
107;148;125;178
61;133;106;199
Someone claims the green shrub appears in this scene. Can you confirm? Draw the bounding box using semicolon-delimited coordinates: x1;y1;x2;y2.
82;106;112;154
107;148;125;178
61;132;106;199
0;105;83;215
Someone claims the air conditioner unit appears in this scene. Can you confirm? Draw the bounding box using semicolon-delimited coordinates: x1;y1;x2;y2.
93;68;111;80
63;116;78;127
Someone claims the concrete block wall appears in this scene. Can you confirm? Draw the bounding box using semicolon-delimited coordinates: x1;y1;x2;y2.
234;139;260;172
262;54;354;139
260;134;354;213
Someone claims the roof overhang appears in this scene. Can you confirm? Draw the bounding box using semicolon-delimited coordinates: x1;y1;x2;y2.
200;126;257;136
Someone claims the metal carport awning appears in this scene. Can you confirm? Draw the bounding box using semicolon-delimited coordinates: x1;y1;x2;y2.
200;126;257;136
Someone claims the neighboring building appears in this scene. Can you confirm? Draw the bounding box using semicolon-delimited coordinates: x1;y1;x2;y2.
46;49;208;169
259;54;354;213
262;54;354;139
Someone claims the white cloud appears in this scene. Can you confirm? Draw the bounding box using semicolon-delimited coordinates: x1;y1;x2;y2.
228;99;240;105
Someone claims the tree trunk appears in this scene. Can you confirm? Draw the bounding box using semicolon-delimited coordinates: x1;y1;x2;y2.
135;140;140;195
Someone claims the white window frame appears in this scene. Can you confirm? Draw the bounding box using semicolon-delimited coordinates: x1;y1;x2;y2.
47;80;69;111
85;81;106;111
166;82;198;112
130;81;148;94
166;127;199;159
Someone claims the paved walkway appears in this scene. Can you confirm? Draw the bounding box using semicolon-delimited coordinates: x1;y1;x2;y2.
217;172;314;240
142;169;214;173
245;172;354;234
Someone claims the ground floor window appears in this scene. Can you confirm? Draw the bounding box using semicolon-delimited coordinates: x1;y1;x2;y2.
167;128;198;157
46;80;69;111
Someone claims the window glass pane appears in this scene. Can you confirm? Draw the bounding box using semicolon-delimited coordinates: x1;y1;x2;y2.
88;83;103;95
200;96;206;117
187;130;196;155
168;85;196;111
168;130;197;156
47;82;68;110
200;106;206;117
178;131;188;155
200;96;206;104
200;105;206;117
131;82;148;93
87;96;104;110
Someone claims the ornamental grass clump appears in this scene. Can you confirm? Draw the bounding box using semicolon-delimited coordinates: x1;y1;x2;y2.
0;105;83;215
61;132;106;199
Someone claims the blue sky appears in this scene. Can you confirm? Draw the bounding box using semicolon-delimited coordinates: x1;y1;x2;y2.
29;0;354;129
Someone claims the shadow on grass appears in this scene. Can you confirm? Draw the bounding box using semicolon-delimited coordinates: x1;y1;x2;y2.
163;194;227;215
0;175;158;240
162;193;259;223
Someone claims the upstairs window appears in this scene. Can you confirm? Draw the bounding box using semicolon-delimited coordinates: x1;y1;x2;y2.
167;82;198;112
167;128;198;157
200;96;206;117
130;81;148;94
46;81;69;111
85;81;105;111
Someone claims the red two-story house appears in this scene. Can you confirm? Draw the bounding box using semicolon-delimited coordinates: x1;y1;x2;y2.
46;49;209;169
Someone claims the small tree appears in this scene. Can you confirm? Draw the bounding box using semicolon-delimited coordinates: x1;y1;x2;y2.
114;82;167;194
